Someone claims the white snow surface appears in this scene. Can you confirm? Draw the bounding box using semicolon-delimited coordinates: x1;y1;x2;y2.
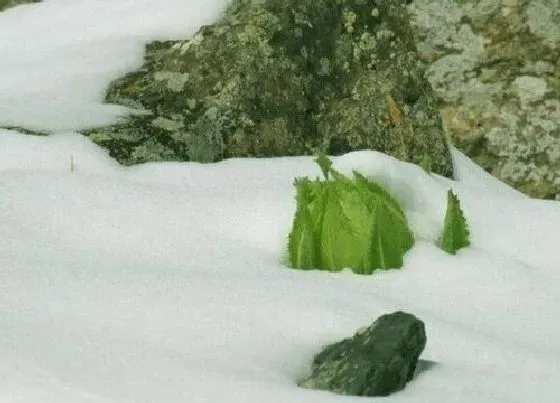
1;1;560;403
0;0;227;131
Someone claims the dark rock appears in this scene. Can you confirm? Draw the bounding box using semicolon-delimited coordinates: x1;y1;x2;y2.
85;0;454;178
298;311;426;397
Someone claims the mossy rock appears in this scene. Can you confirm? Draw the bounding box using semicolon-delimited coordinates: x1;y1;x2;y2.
85;0;454;178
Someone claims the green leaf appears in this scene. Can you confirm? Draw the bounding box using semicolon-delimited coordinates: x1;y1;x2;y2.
288;199;317;269
319;182;373;271
353;172;407;221
439;190;470;255
288;177;329;269
314;153;333;180
360;186;415;273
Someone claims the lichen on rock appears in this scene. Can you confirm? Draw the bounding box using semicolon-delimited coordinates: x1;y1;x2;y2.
408;0;560;199
85;0;454;178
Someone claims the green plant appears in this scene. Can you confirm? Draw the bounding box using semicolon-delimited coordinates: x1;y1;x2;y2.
288;156;472;274
438;190;470;255
288;155;415;274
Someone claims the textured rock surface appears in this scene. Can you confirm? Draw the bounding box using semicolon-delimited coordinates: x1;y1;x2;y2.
86;0;454;177
0;0;40;11
298;311;426;397
408;0;560;200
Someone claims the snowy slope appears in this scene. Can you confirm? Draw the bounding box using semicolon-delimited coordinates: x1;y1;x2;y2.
1;1;560;403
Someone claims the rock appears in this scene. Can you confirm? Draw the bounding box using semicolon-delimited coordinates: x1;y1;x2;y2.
0;0;40;12
298;311;427;397
408;0;560;200
85;0;454;178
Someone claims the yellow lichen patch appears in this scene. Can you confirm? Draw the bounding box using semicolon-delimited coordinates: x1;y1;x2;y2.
386;93;404;125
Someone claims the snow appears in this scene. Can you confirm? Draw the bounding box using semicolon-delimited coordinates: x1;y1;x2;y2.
1;1;560;402
0;0;227;131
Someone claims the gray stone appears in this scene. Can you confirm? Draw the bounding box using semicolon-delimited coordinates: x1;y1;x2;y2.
408;0;560;200
84;0;454;178
298;311;427;397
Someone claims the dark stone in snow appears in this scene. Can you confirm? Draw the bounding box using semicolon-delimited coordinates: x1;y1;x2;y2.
298;311;426;397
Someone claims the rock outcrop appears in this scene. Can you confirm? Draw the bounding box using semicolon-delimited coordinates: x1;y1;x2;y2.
408;0;560;200
298;311;427;397
85;0;454;178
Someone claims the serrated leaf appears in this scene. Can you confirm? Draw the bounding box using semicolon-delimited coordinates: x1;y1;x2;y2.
353;172;406;221
439;190;470;255
288;200;317;269
314;153;333;180
360;190;415;273
289;177;328;269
